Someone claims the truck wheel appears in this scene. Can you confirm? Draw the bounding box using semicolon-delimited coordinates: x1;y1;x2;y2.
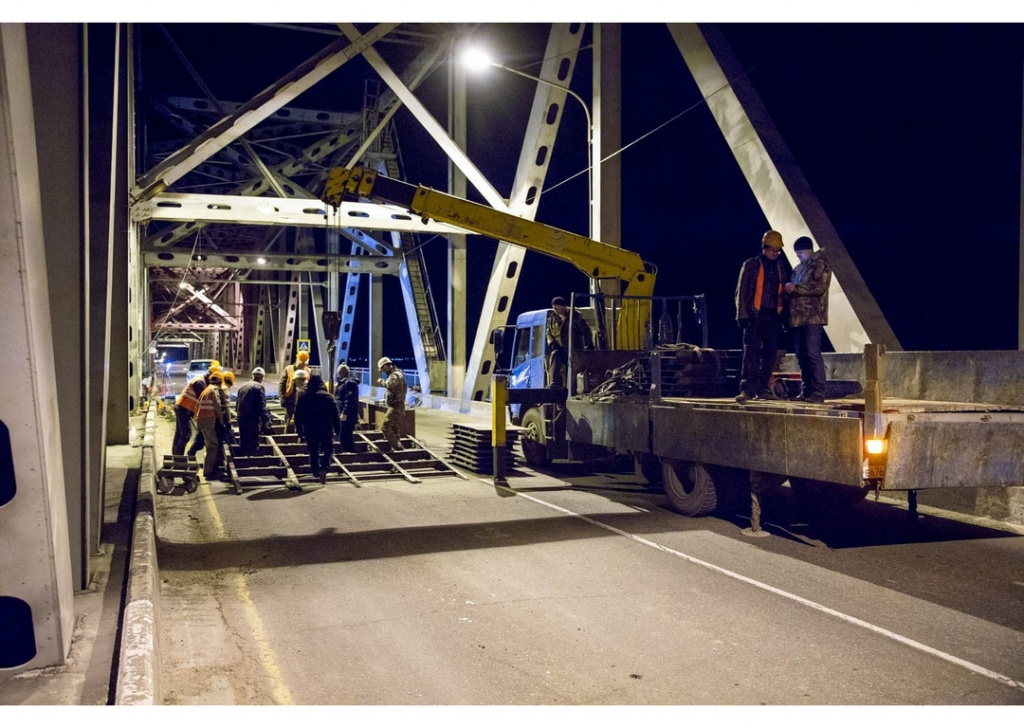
661;459;718;517
788;477;868;511
635;453;662;488
519;408;550;468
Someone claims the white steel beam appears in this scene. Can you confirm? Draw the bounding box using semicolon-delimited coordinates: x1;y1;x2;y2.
142;249;403;275
133;193;470;236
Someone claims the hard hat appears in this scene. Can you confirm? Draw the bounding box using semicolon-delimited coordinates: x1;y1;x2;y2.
377;357;392;369
252;367;265;376
209;359;222;370
551;296;567;307
337;364;350;377
223;371;235;386
297;351;310;363
793;236;814;251
293;369;308;380
762;230;783;249
209;373;223;385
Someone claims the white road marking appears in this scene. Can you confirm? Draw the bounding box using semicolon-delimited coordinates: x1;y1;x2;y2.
492;480;1024;692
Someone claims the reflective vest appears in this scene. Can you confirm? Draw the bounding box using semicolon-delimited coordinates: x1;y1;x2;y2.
176;376;206;414
196;384;222;421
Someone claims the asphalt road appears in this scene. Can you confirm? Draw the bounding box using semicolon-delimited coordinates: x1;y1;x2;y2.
152;408;1024;706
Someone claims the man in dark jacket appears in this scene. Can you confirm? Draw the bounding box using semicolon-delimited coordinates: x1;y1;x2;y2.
334;363;360;453
546;296;592;389
235;367;270;456
734;230;791;403
784;236;832;403
294;373;342;484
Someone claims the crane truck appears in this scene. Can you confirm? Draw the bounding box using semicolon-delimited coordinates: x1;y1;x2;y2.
324;167;1024;518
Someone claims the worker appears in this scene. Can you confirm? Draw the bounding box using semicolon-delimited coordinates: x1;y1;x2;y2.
734;231;790;404
279;351;310;434
784;236;832;403
186;361;223;457
294;373;342;484
195;371;228;482
218;370;236;446
377;356;407;451
334;363;360;451
284;369;309;433
546;296;592;389
235;367;270;456
335;363;360;453
173;359;221;456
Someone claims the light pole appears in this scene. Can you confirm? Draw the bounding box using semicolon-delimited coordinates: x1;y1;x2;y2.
464;48;593;241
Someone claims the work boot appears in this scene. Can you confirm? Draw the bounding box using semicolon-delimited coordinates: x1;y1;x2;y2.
319;469;327;484
735;391;753;404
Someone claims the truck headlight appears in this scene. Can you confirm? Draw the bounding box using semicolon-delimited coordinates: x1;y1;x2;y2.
865;438;886;455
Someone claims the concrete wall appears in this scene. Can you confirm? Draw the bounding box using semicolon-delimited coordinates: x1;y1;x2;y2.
780;350;1024;407
781;350;1024;525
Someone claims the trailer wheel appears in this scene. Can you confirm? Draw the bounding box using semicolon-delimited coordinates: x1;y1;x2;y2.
788;477;868;511
661;459;718;517
519;408;550;468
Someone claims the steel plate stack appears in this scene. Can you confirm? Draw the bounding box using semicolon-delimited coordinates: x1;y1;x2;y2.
447;422;520;474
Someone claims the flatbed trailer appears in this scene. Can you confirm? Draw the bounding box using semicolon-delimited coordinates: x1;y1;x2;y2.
563;391;1024;515
508;341;1024;518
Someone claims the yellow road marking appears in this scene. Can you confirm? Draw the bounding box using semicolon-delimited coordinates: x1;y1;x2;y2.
199;482;294;705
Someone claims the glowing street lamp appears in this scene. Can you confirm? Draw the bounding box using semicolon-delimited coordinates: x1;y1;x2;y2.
463;48;594;240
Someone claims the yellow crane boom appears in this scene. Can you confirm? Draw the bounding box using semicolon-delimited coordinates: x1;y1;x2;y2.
323;166;656;347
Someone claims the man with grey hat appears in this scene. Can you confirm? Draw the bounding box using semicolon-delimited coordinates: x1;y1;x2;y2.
377;356;407;450
334;362;360;452
784;236;832;403
235;367;270;456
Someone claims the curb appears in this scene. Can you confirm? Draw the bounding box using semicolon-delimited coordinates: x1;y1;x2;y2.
114;401;161;705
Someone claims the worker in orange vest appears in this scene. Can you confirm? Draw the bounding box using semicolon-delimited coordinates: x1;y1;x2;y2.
196;371;229;481
172;360;221;455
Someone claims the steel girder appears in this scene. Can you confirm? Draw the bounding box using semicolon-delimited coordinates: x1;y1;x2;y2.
460;23;587;406
134;193;470;237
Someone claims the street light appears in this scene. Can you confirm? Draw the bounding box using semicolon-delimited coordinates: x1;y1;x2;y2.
464;48;593;241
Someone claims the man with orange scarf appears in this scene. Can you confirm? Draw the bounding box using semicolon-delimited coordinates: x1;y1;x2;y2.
734;230;791;404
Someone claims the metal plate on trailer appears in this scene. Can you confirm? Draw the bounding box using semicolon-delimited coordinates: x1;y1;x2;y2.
565;399;650;455
650;403;863;486
883;420;1024;490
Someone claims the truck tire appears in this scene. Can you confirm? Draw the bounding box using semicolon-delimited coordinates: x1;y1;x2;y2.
788;476;868;511
519;408;551;468
661;459;718;517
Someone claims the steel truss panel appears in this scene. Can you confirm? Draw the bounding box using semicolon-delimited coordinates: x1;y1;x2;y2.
133;193;470;235
142;249;403;275
339;23;507;211
132;23;399;201
143;128;361;248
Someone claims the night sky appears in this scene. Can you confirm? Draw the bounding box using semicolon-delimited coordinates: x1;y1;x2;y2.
137;20;1024;363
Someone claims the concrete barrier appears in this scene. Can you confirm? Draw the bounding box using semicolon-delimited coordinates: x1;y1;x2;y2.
114;401;161;705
